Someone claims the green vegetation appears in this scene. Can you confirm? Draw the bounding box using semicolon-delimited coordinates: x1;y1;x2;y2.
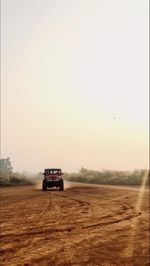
64;167;150;186
0;158;34;186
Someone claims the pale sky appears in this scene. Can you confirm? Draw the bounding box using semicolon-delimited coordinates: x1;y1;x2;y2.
1;0;149;173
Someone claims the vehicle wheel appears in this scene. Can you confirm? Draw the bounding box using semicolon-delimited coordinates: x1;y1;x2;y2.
42;180;47;191
59;180;64;191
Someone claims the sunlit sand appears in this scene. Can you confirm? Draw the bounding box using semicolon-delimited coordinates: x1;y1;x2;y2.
124;170;149;257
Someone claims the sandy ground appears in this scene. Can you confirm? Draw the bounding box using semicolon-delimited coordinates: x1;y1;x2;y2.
0;181;149;266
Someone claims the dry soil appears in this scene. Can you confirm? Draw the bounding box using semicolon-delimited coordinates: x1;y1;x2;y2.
0;182;149;266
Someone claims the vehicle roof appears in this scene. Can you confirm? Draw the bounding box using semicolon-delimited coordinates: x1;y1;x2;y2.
44;168;61;171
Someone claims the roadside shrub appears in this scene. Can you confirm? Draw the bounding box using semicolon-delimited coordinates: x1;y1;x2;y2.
0;175;33;186
63;168;150;187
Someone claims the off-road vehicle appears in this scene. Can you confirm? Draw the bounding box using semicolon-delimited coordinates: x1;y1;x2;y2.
42;168;64;191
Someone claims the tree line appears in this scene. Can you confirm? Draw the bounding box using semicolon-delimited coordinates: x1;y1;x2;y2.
0;158;149;186
63;167;150;186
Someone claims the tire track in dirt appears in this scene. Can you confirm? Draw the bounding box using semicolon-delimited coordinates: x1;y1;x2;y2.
1;190;69;266
0;212;141;239
83;213;142;229
9;189;81;265
0;190;57;264
45;190;95;263
48;192;75;265
49;190;95;217
1;184;149;266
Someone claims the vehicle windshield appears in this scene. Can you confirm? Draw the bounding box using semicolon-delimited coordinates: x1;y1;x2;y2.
45;169;61;175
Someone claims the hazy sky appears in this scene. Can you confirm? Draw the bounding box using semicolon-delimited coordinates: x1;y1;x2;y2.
1;0;149;173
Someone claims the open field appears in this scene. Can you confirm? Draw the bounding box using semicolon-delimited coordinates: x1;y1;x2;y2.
0;182;149;266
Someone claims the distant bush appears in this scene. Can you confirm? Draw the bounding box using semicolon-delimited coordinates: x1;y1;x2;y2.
0;174;34;186
63;168;150;187
0;157;34;186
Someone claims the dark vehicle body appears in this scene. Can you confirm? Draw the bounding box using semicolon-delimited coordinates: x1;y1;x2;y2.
42;168;64;191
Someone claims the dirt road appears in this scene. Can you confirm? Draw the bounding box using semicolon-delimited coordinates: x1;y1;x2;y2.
0;182;149;266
